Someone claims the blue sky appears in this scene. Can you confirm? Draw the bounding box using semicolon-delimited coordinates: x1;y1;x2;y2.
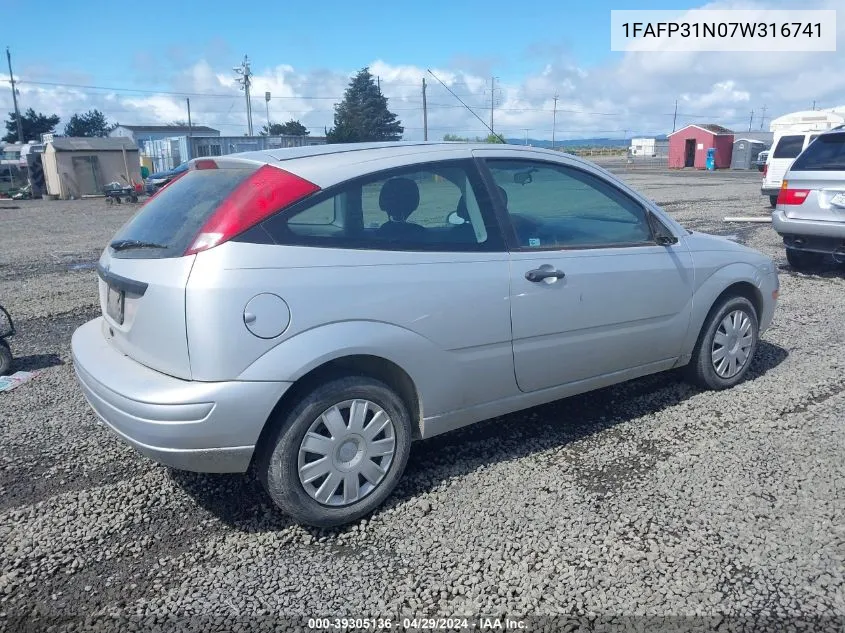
7;0;694;86
2;0;843;140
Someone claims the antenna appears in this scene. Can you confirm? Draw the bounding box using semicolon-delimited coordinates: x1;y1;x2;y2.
426;69;506;143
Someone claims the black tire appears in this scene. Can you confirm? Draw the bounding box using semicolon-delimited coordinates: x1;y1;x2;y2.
786;248;826;271
685;295;759;391
0;340;12;376
258;375;412;528
769;195;778;208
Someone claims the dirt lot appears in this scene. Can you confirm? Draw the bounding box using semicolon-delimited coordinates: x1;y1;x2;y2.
1;168;843;632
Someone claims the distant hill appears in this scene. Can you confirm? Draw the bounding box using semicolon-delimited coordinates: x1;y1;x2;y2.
506;135;668;148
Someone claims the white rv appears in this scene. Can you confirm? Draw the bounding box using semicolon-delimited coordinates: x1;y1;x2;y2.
630;137;656;157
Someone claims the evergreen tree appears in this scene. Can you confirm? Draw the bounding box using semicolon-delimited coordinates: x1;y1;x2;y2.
326;68;403;143
2;108;60;143
261;119;310;136
63;109;116;137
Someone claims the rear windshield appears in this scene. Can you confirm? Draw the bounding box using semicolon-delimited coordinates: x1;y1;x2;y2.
790;132;845;171
772;135;806;159
109;168;253;259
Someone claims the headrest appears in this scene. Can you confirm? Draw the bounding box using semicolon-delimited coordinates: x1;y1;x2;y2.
379;178;420;221
497;186;509;206
455;195;469;220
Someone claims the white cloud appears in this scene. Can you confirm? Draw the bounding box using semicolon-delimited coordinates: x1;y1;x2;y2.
2;0;843;142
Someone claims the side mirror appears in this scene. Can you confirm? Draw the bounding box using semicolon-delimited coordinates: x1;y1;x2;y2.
447;211;466;225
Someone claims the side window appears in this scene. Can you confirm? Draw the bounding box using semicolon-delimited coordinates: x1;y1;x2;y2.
261;160;502;251
484;159;653;249
283;196;344;238
773;135;805;159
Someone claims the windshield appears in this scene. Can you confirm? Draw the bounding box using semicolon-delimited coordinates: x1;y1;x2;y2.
109;167;254;259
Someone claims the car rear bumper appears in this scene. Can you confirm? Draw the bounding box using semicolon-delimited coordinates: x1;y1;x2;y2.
772;210;845;247
71;317;291;473
761;186;780;197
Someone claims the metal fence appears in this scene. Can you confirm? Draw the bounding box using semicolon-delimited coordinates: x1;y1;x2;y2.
623;147;671;169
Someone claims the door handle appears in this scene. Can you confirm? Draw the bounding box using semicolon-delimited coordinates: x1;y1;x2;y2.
525;268;566;282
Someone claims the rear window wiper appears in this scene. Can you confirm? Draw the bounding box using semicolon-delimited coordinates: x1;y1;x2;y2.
109;239;169;251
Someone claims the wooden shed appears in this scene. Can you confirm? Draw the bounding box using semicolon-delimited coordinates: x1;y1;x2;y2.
42;137;141;199
668;124;734;169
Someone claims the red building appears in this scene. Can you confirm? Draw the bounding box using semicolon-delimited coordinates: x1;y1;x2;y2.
668;124;734;169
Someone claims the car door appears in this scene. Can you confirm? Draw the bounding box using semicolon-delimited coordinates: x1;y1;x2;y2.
476;152;694;393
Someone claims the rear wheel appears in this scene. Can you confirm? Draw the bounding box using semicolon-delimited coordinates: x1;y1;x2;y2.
258;375;412;527
769;195;778;208
786;248;826;271
685;296;758;390
0;340;12;376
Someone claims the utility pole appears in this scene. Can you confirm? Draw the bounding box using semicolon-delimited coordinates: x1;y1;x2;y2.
490;77;494;133
421;78;428;141
233;55;254;136
377;76;381;93
552;94;558;150
265;91;271;134
748;109;754;132
186;98;192;137
523;129;529;145
760;104;767;130
672;99;678;133
812;100;816;110
6;47;23;143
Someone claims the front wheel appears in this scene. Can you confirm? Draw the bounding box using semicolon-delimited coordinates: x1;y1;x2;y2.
258;375;412;527
685;296;759;390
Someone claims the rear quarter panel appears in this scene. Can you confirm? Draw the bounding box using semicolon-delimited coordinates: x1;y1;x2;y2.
185;242;514;419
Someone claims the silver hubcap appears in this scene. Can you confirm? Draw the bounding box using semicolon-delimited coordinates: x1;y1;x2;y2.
711;309;754;378
297;399;396;507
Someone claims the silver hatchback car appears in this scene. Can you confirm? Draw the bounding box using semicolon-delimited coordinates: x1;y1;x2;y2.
772;126;845;270
72;142;779;527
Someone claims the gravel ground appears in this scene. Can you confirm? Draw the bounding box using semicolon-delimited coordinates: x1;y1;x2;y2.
1;171;843;633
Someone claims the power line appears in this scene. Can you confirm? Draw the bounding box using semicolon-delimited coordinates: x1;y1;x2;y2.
425;69;505;143
0;77;756;121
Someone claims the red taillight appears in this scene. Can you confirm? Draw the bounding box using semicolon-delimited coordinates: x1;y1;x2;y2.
184;164;320;255
777;187;810;205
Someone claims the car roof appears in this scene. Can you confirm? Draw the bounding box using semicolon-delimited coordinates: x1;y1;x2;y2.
221;141;596;187
229;140;575;165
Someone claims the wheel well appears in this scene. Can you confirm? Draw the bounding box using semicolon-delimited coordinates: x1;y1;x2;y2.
249;355;422;472
715;281;763;320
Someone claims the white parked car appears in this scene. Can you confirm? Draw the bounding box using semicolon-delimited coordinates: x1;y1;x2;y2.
763;132;820;207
